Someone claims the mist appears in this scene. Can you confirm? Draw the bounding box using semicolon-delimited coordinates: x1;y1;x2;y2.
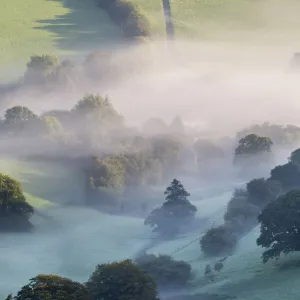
3;3;300;298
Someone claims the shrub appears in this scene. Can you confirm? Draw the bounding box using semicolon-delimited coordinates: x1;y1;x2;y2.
200;225;237;257
86;259;159;300
135;254;192;289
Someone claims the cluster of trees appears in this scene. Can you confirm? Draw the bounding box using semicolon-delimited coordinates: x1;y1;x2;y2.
7;255;193;300
200;146;300;261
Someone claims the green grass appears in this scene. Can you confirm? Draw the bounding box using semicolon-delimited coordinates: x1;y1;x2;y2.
0;0;123;78
133;0;300;44
0;159;85;208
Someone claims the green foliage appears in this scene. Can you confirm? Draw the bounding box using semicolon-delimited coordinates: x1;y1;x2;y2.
269;162;300;191
145;179;197;236
234;134;273;158
87;156;126;206
24;55;60;84
0;173;34;231
289;148;300;165
106;0;151;38
200;225;237;256
135;254;192;289
86;259;159;300
73;94;124;129
257;189;300;263
246;178;282;207
13;274;92;300
4;106;37;124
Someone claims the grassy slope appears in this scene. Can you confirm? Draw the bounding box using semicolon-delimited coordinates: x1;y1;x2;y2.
0;159;85;208
134;0;300;43
0;0;123;78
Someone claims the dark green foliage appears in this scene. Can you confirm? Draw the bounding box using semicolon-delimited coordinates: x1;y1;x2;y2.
87;156;126;206
4;106;37;124
234;133;273;158
5;294;12;300
224;197;260;230
13;274;92;300
145;179;197;236
106;0;151;38
257;189;300;263
0;174;34;232
289;148;300;165
246;178;282;207
200;225;237;256
269;162;300;190
86;259;159;300
135;254;192;289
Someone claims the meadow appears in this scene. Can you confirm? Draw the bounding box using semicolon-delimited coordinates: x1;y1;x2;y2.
0;0;122;79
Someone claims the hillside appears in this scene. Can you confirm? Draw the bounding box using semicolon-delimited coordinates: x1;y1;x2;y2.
0;0;122;79
134;0;300;44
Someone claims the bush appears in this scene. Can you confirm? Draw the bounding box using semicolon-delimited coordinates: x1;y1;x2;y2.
99;0;151;39
86;259;159;300
200;225;237;257
135;254;192;289
12;274;92;300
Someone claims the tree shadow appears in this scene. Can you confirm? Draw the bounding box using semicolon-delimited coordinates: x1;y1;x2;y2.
35;0;124;53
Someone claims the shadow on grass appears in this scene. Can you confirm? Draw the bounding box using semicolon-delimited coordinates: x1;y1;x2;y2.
18;162;86;205
35;0;124;53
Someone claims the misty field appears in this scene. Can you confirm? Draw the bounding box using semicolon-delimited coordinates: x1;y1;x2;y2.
0;0;122;76
0;159;85;207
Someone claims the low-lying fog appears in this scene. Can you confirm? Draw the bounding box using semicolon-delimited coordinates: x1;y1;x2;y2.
2;37;300;300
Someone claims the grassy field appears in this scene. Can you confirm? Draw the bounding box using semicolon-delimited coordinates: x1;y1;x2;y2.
0;159;85;208
134;0;300;44
0;0;123;78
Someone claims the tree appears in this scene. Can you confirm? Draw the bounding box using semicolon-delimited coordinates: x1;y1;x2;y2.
13;274;92;300
4;106;37;124
234;134;273;159
0;174;34;232
246;178;282;208
269;162;300;191
257;189;300;263
87;156;126;206
135;254;192;289
200;225;237;256
24;55;60;84
289;148;300;165
86;259;159;300
145;179;197;236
